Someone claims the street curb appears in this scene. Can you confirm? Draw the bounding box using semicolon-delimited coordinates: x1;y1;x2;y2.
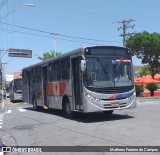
136;97;160;100
136;97;160;102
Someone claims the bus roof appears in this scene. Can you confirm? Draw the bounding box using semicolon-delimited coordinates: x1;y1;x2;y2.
22;47;84;71
22;45;128;71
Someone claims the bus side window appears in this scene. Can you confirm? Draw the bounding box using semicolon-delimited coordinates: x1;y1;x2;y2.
61;58;70;80
37;66;41;82
53;63;56;81
53;61;61;81
57;61;61;80
48;63;52;82
31;68;35;83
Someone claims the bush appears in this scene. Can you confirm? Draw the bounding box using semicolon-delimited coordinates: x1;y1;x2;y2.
135;85;144;96
145;83;158;91
145;83;158;96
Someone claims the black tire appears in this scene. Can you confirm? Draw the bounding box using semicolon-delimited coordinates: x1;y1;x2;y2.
63;98;74;118
103;110;114;116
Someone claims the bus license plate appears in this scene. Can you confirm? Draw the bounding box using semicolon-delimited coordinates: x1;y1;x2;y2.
111;102;120;107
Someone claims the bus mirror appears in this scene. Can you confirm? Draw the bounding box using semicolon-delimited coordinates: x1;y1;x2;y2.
81;60;86;72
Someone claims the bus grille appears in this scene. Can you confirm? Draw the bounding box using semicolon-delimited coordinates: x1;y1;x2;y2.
85;86;134;94
103;103;127;109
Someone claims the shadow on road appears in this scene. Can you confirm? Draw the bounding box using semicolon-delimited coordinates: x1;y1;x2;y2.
24;107;134;123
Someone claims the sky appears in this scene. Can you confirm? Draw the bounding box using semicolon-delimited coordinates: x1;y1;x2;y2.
0;0;160;76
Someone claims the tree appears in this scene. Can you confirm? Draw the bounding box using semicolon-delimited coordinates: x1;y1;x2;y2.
38;50;61;61
126;31;160;78
138;66;151;77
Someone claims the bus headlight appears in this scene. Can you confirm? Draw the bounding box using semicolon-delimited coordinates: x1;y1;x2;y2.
85;93;100;102
128;94;134;100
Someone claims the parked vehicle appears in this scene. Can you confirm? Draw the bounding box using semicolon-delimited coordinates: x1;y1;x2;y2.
10;78;23;102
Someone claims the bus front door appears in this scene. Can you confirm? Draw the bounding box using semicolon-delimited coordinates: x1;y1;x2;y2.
71;57;83;111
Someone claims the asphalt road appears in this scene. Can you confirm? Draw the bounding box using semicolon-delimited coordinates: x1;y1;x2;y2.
0;97;160;155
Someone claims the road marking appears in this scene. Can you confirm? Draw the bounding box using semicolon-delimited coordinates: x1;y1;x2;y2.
6;110;11;113
0;113;3;129
19;108;27;112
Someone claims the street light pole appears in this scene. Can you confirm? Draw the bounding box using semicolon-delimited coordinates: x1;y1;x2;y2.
53;34;57;57
0;3;35;89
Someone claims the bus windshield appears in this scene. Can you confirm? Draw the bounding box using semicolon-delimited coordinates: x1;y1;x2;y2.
14;79;23;91
84;57;133;88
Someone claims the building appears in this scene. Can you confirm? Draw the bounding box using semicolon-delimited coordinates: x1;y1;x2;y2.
13;71;22;79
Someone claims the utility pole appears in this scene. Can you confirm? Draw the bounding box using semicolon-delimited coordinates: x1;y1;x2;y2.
0;49;8;90
118;19;136;47
0;49;2;90
50;33;59;57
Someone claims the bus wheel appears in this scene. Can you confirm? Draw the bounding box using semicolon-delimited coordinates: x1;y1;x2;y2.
103;110;114;116
32;97;38;110
63;98;74;118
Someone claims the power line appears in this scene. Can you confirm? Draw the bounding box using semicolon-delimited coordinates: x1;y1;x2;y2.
70;0;123;20
0;1;24;21
118;19;136;47
45;0;115;23
0;27;122;45
0;21;121;44
0;0;8;10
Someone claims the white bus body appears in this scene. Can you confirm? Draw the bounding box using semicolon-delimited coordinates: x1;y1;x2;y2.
22;46;136;117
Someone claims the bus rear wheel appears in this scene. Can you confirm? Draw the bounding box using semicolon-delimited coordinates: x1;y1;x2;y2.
63;98;74;118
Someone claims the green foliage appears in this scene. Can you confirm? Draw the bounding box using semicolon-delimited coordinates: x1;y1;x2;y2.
135;85;144;92
126;31;160;78
145;83;158;92
135;85;144;97
38;50;61;61
138;66;151;77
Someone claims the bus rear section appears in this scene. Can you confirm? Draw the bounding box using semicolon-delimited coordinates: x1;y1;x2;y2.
10;78;23;102
22;46;136;118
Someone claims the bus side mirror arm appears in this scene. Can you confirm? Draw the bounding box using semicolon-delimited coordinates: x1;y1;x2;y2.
81;55;86;72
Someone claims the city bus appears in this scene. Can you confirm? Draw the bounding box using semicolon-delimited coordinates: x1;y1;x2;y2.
22;46;136;118
10;78;23;102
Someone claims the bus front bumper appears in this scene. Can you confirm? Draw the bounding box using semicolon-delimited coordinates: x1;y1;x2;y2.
83;93;136;113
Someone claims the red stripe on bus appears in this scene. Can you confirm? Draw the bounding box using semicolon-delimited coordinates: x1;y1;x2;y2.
47;82;66;96
107;95;116;100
